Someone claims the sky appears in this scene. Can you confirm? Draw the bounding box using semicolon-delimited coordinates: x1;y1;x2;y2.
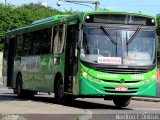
1;0;160;16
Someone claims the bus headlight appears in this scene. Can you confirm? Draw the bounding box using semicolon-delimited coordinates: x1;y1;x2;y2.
142;80;147;85
81;69;97;82
152;74;157;80
82;71;88;77
149;79;152;82
142;75;156;84
88;76;93;81
148;74;157;82
95;79;100;83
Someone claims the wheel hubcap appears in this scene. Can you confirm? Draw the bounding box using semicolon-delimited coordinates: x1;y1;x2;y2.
17;83;21;94
58;84;64;98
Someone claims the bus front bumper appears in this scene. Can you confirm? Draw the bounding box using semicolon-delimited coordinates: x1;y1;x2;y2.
79;78;156;97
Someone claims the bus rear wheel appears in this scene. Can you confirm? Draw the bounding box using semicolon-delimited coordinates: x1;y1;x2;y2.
16;75;35;98
113;96;131;108
16;75;24;97
55;78;66;104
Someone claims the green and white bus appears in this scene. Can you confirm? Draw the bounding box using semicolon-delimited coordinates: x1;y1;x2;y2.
3;10;158;107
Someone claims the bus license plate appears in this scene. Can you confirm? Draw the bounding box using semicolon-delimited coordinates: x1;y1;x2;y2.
115;86;128;91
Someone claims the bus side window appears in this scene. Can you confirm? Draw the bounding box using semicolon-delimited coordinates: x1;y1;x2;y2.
31;30;41;55
40;28;51;54
16;35;23;56
53;24;65;53
23;33;31;56
31;28;51;55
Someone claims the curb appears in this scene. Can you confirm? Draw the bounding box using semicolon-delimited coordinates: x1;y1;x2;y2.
132;97;160;102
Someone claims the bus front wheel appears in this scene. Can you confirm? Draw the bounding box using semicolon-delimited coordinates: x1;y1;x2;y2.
55;78;66;104
113;96;131;108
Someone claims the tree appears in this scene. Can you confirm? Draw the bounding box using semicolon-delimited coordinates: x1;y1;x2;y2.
0;3;74;51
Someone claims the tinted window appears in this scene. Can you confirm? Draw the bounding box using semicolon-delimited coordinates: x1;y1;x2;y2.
16;27;52;56
23;33;31;55
16;35;23;56
31;28;52;55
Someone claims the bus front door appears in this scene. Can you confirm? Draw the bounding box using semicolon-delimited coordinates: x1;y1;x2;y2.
65;24;78;93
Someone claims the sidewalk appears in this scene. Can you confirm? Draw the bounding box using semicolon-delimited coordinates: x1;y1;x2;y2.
132;97;160;102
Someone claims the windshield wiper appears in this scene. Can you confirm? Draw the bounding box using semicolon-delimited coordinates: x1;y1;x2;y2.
126;27;141;45
100;26;117;45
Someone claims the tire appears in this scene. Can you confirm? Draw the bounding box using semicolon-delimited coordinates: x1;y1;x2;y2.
13;89;17;94
55;78;66;104
16;75;35;98
113;96;131;108
24;90;35;98
16;75;24;97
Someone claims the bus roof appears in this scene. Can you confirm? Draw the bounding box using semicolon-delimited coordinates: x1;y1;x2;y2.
31;15;70;25
5;10;155;37
83;9;155;18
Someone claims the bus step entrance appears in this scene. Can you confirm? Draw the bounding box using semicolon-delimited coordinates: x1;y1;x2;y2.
65;76;73;93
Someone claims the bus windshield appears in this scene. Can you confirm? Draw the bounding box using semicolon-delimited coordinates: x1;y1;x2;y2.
80;26;156;66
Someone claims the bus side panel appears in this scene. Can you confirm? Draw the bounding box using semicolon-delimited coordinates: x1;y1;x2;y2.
33;55;54;92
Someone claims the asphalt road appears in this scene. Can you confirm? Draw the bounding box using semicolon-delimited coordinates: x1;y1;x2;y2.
0;84;160;120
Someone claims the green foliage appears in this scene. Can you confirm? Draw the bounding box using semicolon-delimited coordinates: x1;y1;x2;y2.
0;3;74;51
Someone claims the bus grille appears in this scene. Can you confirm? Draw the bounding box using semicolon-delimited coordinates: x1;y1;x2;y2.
81;61;155;74
101;80;142;83
93;67;149;74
